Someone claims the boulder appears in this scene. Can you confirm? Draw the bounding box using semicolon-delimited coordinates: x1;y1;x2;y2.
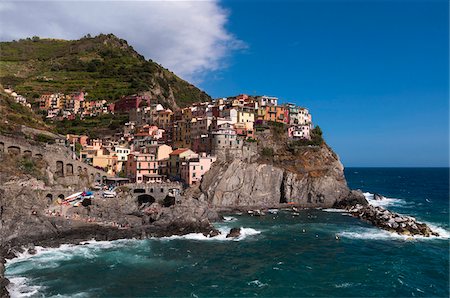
373;193;385;201
226;227;241;238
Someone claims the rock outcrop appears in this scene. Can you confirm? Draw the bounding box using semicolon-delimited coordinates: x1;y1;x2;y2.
0;256;8;298
200;144;367;208
0;180;219;261
226;227;241;238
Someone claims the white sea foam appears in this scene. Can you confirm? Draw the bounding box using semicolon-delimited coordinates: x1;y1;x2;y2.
161;227;261;241
223;216;237;222
338;225;450;241
6;239;138;267
6;277;43;298
247;280;268;288
363;192;407;208
322;208;349;213
334;282;353;288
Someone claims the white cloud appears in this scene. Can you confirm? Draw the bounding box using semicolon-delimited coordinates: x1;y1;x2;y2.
0;0;245;82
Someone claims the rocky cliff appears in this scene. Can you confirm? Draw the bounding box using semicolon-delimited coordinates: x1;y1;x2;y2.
200;126;366;209
201;144;365;208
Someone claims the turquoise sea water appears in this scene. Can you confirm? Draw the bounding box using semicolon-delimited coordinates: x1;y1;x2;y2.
6;168;450;297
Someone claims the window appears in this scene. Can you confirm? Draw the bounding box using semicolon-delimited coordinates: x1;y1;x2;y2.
161;188;164;193
193;173;196;177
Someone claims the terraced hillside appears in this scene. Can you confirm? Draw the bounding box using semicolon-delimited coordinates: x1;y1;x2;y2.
0;34;211;109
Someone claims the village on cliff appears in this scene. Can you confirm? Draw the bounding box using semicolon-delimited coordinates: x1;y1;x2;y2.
4;88;313;187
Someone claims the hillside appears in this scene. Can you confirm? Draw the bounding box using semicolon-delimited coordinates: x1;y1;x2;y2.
0;34;211;109
0;88;53;135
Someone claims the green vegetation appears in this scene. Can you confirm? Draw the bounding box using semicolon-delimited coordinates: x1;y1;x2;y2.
287;126;324;151
0;91;52;135
34;133;55;144
0;34;211;107
54;113;129;138
261;147;274;157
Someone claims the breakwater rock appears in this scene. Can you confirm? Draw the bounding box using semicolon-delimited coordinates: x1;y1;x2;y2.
347;204;439;237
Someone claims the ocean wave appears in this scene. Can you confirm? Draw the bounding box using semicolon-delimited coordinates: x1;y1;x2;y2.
223;216;237;222
322;208;349;213
161;227;261;241
6;239;138;267
6;277;43;298
247;280;268;288
363;192;407;208
338;225;450;241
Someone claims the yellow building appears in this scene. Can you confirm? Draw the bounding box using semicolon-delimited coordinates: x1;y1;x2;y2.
172;120;191;149
237;108;255;124
92;148;120;175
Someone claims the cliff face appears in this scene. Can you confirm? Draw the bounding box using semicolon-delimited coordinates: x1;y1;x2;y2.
200;129;366;208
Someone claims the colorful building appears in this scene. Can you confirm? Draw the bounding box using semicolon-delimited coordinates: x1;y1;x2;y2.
180;154;217;185
125;152;159;183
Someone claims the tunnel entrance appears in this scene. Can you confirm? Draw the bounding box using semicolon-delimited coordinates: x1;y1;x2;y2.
137;194;155;206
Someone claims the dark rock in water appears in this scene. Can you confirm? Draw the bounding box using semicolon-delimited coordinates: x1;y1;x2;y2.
203;229;221;238
27;246;37;255
226;227;241;238
333;190;368;209
373;193;385;201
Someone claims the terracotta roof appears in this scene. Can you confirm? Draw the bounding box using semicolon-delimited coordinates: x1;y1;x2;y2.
169;148;190;156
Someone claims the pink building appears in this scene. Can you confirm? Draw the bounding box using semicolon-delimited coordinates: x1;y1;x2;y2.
180;154;217;185
125;152;160;183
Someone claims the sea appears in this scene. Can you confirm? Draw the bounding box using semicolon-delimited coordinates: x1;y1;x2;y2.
5;168;450;297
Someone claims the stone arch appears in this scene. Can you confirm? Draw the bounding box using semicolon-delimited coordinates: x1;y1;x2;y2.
35;153;43;159
0;142;4;153
66;164;74;176
55;161;64;177
45;193;53;204
7;146;21;155
137;194;155;205
57;194;65;200
90;173;94;182
23;150;32;157
133;188;145;194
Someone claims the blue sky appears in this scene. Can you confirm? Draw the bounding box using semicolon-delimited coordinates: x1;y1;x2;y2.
1;0;448;167
201;0;449;167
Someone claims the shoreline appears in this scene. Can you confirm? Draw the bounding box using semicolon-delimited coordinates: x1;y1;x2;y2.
2;204;448;297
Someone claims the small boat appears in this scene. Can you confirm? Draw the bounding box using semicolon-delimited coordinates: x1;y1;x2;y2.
268;209;278;214
102;190;116;198
65;192;83;202
292;212;300;216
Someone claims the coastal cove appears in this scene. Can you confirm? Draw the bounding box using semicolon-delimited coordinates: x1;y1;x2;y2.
5;168;449;297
